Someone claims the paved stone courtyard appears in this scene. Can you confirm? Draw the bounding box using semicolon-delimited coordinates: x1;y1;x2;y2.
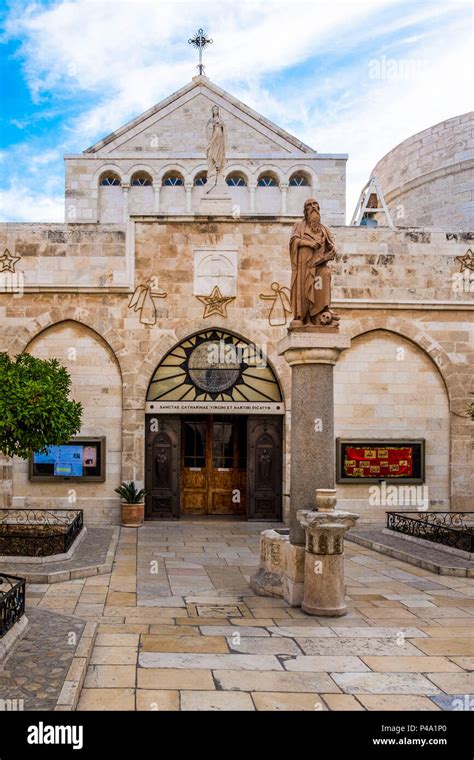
23;521;474;711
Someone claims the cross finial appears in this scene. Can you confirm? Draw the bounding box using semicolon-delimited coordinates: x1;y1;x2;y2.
188;28;213;76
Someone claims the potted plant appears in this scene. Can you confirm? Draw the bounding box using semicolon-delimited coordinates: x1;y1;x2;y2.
114;481;146;527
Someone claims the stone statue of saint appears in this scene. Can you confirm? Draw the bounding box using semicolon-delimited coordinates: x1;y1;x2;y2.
206;105;226;188
289;198;340;329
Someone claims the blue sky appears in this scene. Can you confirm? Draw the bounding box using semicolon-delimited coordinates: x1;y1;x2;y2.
0;0;472;222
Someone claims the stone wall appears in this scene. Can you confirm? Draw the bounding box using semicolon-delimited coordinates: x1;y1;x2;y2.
0;217;472;523
371;112;474;229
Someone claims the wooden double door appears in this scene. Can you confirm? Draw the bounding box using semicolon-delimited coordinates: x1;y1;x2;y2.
145;414;282;520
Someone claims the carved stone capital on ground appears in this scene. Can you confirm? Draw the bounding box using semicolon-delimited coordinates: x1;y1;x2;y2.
297;508;360;616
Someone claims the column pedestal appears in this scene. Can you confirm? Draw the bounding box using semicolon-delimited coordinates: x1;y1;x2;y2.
199;177;233;214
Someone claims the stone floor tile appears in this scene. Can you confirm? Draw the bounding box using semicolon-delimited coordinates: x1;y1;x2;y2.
409;638;474;656
140;635;228;654
418;626;474;638
448;657;474;670
423;672;474;693
90;647;138;665
432;618;474;627
84;665;136;688
332;672;440;695
361;656;462;672
268;626;336;637
139;652;283;670
213;669;340;693
294;637;422;656
252;692;323;711
284;656;370;672
322;694;365;710
180;691;255;711
137;668;215;690
332;627;427;638
226;637;302;655
357;695;441;711
136;690;179;711
200;626;269;637
95;633;140;647
77;688;136;711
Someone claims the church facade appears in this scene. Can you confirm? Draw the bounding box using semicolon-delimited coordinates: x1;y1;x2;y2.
0;76;472;525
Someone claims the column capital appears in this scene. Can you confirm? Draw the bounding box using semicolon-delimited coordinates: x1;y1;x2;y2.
278;332;351;365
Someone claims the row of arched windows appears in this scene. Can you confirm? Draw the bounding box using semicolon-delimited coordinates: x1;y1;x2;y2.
99;169;311;188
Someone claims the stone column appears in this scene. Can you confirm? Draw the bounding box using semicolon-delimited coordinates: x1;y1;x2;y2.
122;183;130;222
249;182;257;213
185;181;193;214
153;181;161;213
280;182;288;215
278;331;351;545
276;331;351;606
297;508;359;616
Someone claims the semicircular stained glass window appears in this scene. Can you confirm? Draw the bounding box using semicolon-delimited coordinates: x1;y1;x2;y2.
147;330;283;403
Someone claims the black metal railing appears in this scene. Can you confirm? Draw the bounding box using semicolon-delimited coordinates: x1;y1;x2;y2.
0;509;84;557
0;574;26;637
386;511;474;553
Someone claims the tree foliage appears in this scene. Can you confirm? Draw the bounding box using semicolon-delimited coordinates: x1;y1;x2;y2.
0;352;83;459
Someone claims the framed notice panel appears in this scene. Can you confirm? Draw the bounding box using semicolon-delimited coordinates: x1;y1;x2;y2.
336;438;425;485
29;437;106;482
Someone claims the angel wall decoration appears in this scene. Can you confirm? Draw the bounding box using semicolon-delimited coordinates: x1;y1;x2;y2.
259;282;292;327
128;277;167;325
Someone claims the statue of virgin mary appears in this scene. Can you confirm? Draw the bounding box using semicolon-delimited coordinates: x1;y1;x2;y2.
206;105;226;188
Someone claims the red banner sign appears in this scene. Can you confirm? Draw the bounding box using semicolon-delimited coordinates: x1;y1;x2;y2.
343;446;413;479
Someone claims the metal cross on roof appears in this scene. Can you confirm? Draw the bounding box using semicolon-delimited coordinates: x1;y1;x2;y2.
188;28;213;75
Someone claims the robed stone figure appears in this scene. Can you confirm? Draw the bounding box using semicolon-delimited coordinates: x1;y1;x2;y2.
289;198;340;328
206;105;226;188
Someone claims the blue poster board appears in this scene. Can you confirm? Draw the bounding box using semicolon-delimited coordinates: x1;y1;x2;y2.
34;445;84;477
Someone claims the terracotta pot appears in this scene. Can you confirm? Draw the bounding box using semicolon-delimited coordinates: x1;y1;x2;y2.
121;502;144;527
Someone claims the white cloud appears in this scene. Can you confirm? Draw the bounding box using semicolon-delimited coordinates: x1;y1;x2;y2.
0;184;63;222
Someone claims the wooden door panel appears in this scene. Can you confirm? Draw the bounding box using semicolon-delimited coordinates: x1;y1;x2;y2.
145;416;180;519
247;417;282;520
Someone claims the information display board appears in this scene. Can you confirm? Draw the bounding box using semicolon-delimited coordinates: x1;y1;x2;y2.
29;438;105;482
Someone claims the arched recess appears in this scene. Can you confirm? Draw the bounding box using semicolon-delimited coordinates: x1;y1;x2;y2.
94;164;124;223
334;328;451;518
14;320;123;525
159;164;187;213
255;166;282;214
225;165;251;214
146;327;284;405
346;316;463;410
129;167;154;214
286;166;316;215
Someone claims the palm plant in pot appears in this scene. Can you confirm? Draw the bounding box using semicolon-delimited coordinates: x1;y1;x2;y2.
114;481;146;527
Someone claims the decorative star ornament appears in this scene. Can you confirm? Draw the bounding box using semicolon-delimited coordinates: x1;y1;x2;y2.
197;286;235;319
0;249;21;273
456;249;474;272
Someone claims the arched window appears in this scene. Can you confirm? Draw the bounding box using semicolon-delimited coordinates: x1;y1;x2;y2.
162;172;184;186
147;329;283;404
131;171;152;186
99;172;121;186
257;173;279;187
289;171;310;187
226;172;247;187
194;171;207;186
